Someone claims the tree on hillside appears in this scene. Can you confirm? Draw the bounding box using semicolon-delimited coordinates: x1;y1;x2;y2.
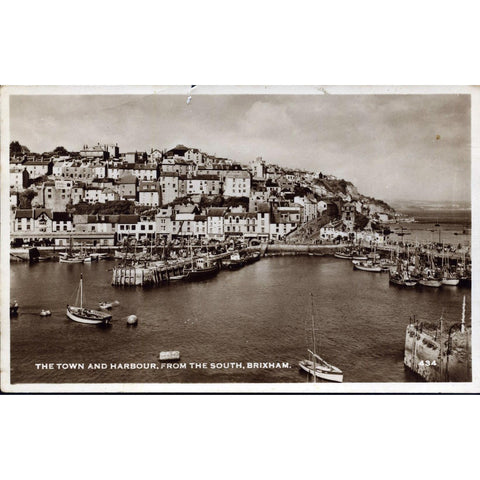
68;200;135;215
354;212;369;230
10;141;30;157
18;189;37;209
53;146;70;156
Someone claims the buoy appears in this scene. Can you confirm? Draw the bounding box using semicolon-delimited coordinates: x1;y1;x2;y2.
127;314;138;326
40;310;51;317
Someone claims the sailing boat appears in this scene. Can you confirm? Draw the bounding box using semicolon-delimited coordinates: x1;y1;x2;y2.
59;236;84;263
66;274;112;325
299;294;343;383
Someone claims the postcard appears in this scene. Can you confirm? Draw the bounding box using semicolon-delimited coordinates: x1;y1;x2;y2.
1;85;477;393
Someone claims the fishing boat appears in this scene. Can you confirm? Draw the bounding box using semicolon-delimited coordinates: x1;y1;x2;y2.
442;271;460;286
243;251;261;264
184;256;219;281
59;253;84;263
389;270;417;287
182;241;219;281
334;250;353;259
299;294;343;383
418;274;442;288
353;260;382;272
66;274;112;325
223;251;245;270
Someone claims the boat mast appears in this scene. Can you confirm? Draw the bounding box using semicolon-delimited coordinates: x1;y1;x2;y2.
80;274;83;309
310;293;317;384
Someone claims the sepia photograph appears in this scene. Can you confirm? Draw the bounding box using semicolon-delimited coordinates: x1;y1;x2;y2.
1;85;476;392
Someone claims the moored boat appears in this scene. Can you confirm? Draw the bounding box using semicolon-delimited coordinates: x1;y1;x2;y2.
59;253;84;263
353;261;382;272
299;352;344;383
334;251;353;259
223;251;245;270
418;276;442;288
243;251;261;264
389;270;417;287
183;257;219;281
300;293;343;383
67;274;112;325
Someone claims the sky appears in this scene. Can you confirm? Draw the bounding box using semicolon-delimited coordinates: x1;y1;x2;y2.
9;93;471;203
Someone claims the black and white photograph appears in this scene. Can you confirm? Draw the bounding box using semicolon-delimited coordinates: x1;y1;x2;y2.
1;85;476;392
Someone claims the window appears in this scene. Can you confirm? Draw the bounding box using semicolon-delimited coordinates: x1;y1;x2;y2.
149;225;153;230
141;225;145;231
131;225;136;230
120;225;125;230
64;225;68;231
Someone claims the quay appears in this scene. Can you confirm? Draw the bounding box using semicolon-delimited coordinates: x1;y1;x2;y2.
404;302;471;382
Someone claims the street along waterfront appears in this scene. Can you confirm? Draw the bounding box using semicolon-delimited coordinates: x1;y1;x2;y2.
10;255;471;384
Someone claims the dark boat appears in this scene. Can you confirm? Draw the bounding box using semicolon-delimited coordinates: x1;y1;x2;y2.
184;257;219;281
223;252;245;270
243;251;261;265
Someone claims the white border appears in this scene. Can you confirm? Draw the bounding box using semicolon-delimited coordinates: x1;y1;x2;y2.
1;85;478;393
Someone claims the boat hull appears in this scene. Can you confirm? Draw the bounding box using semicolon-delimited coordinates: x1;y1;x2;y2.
353;263;382;272
59;256;84;264
184;265;219;281
334;253;353;259
227;261;245;270
419;279;442;288
244;253;260;264
66;306;112;325
299;361;343;383
442;278;460;286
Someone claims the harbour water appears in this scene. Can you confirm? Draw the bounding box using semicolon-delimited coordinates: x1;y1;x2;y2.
10;254;471;384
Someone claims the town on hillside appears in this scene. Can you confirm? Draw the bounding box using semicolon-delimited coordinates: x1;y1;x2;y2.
9;141;401;248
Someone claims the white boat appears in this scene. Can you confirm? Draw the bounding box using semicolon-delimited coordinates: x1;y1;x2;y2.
334;251;353;259
442;277;460;286
40;309;51;317
169;274;187;281
442;269;460;286
300;294;343;383
299;350;344;383
59;254;84;263
99;302;113;310
419;276;442;288
66;274;112;325
353;261;382;272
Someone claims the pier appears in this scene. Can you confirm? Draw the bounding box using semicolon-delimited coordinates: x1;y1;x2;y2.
111;250;243;286
404;309;471;382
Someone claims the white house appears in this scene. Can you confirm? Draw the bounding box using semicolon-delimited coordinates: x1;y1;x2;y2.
223;170;251;197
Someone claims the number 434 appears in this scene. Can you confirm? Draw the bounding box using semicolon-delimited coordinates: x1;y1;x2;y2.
419;360;437;366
